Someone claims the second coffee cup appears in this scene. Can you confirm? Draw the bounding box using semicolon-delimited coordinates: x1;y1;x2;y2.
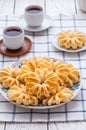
3;26;24;50
24;5;44;27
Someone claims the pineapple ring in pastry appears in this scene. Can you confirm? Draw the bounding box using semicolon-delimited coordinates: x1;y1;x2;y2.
26;68;59;99
0;66;20;88
58;31;86;49
8;85;38;106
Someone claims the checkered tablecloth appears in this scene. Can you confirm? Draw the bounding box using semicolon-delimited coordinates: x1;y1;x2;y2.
0;14;86;122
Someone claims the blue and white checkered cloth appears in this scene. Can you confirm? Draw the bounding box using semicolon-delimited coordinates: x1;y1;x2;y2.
0;14;86;122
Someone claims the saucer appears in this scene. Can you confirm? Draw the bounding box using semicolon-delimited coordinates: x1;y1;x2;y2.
0;35;32;57
18;14;52;32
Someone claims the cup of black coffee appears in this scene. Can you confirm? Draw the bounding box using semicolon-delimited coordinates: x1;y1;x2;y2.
24;5;44;27
3;26;24;50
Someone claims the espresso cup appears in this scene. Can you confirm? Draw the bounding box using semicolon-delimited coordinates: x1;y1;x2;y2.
3;26;24;50
78;0;86;12
24;5;44;27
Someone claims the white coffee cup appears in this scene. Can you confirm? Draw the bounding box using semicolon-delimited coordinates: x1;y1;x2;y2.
3;26;24;50
78;0;86;12
24;5;44;27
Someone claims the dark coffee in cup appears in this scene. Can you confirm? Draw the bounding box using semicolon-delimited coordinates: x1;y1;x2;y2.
4;28;22;37
24;5;44;27
3;26;24;50
26;6;42;14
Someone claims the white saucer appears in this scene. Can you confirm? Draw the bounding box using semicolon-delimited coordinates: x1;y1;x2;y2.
18;14;52;32
52;34;86;53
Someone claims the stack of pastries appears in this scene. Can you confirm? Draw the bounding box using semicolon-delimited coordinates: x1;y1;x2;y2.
0;56;80;106
58;31;86;49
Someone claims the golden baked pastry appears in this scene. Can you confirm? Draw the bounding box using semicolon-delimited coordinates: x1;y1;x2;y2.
22;56;41;70
26;68;59;99
58;31;86;49
58;88;73;102
43;93;61;106
66;64;80;86
54;61;69;86
54;61;80;87
17;70;29;84
0;66;20;88
0;56;80;106
18;56;42;83
8;85;38;106
39;57;55;71
43;87;73;105
23;57;55;71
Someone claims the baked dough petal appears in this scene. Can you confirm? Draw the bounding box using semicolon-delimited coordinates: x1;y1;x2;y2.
58;88;73;102
8;85;38;106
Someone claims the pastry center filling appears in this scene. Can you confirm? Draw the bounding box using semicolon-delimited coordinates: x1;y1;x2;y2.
69;33;74;38
11;71;17;78
40;78;45;84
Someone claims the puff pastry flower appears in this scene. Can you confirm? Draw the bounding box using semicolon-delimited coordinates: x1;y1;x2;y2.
39;57;55;71
43;93;61;106
54;61;80;87
22;56;41;71
58;31;86;49
8;85;38;106
18;56;42;83
43;87;73;105
58;88;73;103
0;66;20;88
26;68;59;99
66;64;80;86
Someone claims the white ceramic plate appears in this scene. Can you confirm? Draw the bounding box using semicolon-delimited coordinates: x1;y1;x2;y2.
53;34;86;52
0;58;82;109
18;14;52;32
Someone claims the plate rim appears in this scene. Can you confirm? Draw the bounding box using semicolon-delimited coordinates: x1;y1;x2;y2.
18;14;52;32
0;58;82;109
52;34;86;53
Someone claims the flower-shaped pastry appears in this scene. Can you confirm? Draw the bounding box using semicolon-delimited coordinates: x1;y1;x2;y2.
18;56;42;83
26;68;59;99
0;66;20;88
43;87;73;105
54;61;80;87
8;85;38;106
22;56;41;71
66;64;80;86
43;93;61;106
58;88;73;102
58;31;86;49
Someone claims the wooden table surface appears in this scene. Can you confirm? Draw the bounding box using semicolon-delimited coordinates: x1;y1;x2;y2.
0;0;86;129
